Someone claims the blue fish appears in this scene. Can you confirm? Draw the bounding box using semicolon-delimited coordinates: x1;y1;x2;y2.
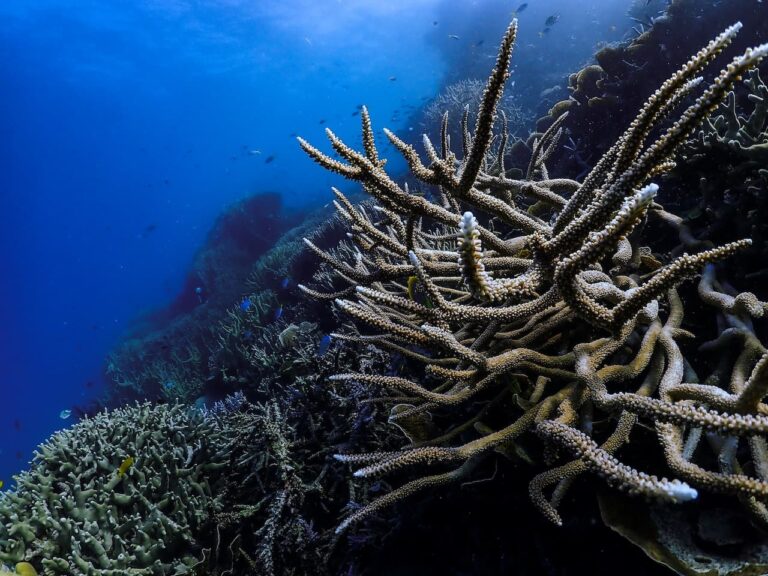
240;297;251;312
318;334;332;356
273;305;283;321
280;277;291;289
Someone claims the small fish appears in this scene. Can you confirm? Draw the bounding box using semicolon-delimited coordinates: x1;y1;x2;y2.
389;404;437;444
433;20;438;26
448;34;460;40
319;119;326;124
274;305;283;321
388;76;397;81
406;275;419;300
351;110;359;116
513;3;528;14
280;277;291;289
163;381;175;391
59;409;71;420
240;297;251;312
475;40;484;47
248;149;261;155
544;14;560;27
117;456;135;477
0;480;3;489
406;276;434;308
318;334;332;356
265;155;275;164
278;324;300;347
140;223;157;238
14;563;38;576
538;27;551;37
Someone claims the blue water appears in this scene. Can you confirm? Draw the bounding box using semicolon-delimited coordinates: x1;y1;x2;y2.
0;0;637;485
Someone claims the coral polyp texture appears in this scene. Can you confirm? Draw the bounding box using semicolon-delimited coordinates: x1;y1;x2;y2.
0;403;232;575
298;17;768;547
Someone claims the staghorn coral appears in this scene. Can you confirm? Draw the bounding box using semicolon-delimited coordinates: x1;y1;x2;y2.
0;403;234;575
421;79;532;171
298;17;768;566
197;326;398;576
96;196;397;573
541;0;768;181
675;66;768;275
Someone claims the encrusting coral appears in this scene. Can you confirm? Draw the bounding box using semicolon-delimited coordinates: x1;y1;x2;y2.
298;17;768;549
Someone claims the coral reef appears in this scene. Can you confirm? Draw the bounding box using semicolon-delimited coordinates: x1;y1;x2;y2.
105;193;304;405
2;354;394;576
677;67;768;270
9;4;767;575
299;17;768;573
422;79;531;161
542;0;768;178
202;302;398;575
97;186;397;575
0;403;233;574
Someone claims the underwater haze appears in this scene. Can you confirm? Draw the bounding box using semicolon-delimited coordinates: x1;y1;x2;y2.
1;0;632;487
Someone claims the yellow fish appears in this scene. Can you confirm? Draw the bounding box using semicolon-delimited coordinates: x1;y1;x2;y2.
117;456;134;477
0;480;4;489
406;276;434;309
15;563;38;576
406;275;418;300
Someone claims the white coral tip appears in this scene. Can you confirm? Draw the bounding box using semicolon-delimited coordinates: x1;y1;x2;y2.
638;182;659;204
663;479;698;502
460;211;476;234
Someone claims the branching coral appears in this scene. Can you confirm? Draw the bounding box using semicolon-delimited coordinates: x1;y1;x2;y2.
298;18;768;546
422;78;532;165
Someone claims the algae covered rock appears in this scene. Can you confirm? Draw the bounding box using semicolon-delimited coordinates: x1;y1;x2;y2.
0;403;232;575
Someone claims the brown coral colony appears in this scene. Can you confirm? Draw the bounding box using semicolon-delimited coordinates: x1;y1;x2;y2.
298;19;768;534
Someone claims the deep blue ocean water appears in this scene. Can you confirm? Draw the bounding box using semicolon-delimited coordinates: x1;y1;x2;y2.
1;0;638;486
